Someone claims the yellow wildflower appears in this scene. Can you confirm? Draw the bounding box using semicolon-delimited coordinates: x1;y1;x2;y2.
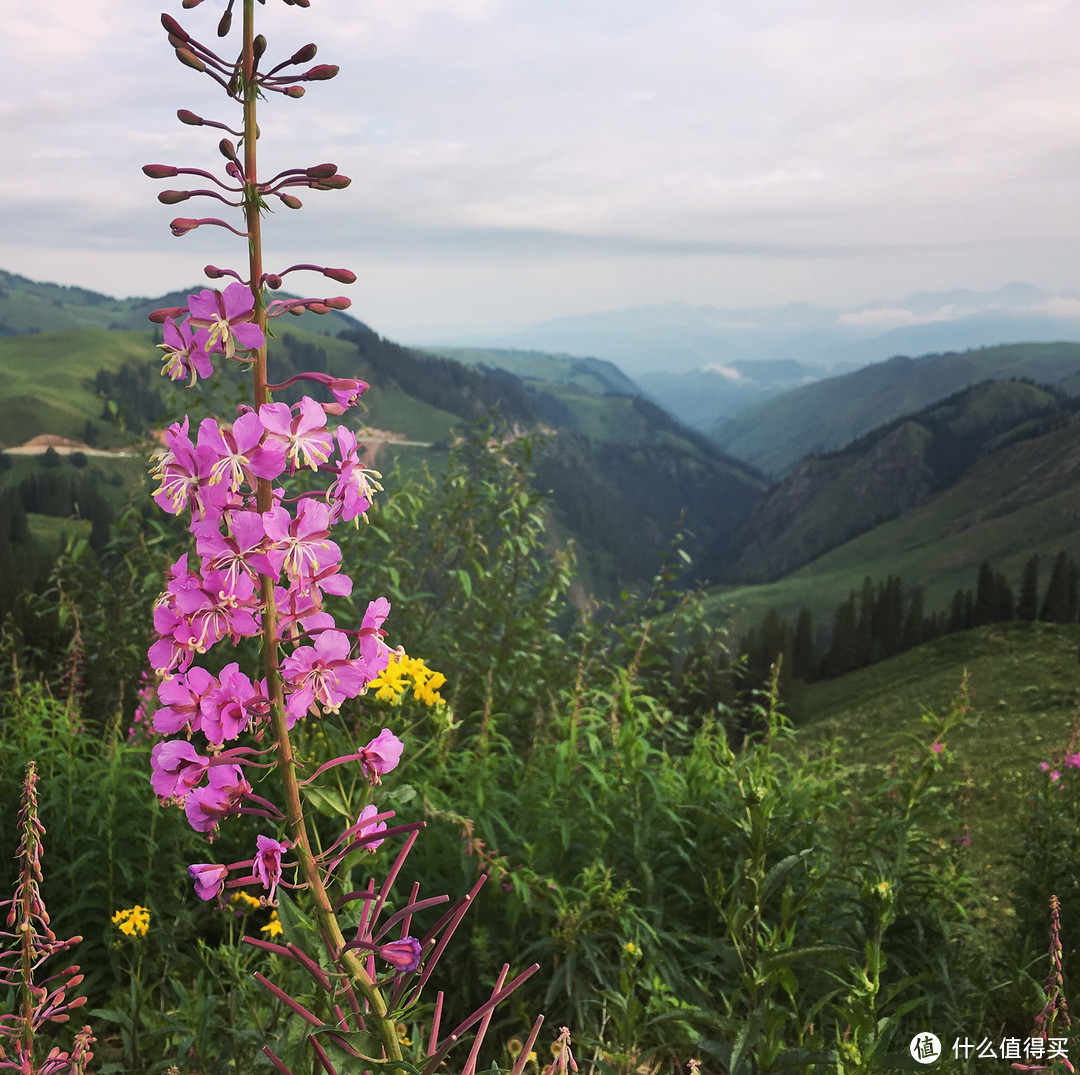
396;1023;412;1047
260;911;283;937
231;891;261;910
112;905;150;937
367;652;446;707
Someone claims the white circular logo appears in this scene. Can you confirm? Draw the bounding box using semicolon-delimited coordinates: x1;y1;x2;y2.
909;1033;941;1065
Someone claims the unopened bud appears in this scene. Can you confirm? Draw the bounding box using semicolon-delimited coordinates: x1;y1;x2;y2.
175;48;206;73
181;0;207;7
313;175;351;190
143;164;179;179
204;265;227;278
217;9;233;37
306;163;338;179
161;14;189;41
219;139;238;162
170;218;199;236
177;109;203;126
148;305;188;324
324;296;352;310
303;65;339;82
288;305;305;315
167;34;186;49
284;86;306;99
225;162;243;181
263;274;283;289
284;0;311;6
291;43;317;65
306;302;330;314
323;268;357;284
278;193;303;209
158;190;191;205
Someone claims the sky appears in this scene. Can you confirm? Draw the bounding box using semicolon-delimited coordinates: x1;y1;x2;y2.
6;0;1080;343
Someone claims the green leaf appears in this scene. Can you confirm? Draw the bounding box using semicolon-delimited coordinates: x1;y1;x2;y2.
457;569;472;598
302;783;352;819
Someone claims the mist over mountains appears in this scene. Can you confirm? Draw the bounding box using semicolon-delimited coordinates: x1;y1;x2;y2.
429;282;1080;382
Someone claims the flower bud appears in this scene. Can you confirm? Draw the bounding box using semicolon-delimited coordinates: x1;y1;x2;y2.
324;296;351;310
158;190;191;204
312;175;351;190
204;265;228;278
176;48;206;73
278;193;303;209
219;139;238;162
148;305;188;324
290;43;317;65
323;268;357;284
217;9;232;36
253;35;267;61
288;306;305;315
161;13;190;41
284;86;306;99
225;162;244;181
177;109;204;126
303;65;340;82
263;274;283;289
307;302;330;314
167;34;187;49
170;218;200;236
306;163;338;179
143;164;180;179
181;0;207;7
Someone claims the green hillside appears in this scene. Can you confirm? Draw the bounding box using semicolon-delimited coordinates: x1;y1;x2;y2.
791;621;1080;901
726;379;1067;583
707;404;1080;635
712;341;1080;476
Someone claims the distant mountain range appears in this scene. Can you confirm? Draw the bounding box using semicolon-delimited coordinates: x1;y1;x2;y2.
430;283;1080;382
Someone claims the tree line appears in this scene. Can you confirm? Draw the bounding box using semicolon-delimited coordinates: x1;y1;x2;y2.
737;550;1080;693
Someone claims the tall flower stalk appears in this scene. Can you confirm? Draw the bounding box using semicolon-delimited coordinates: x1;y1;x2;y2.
142;2;541;1070
0;762;95;1074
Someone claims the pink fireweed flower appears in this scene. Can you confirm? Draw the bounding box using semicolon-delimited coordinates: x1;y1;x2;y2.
153;665;217;735
148;605;199;676
199;663;267;744
174;568;261;653
197;413;287;494
280;629;370;720
356;802;387;851
262;500;340;591
379;937;422;973
274;583;336;643
151;739;210;799
327;426;382;525
158;316;213;385
1065;752;1080;769
1040;761;1051;771
358;597;393;671
151;416;226;519
187;283;265;361
185;764;252;834
258;397;334;473
254;834;290;902
188;862;229;901
359;728;404;785
193;509;283;588
931;742;944;755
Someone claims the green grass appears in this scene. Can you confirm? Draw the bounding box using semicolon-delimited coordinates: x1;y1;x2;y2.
789;621;1080;908
0;329;160;446
26;512;92;557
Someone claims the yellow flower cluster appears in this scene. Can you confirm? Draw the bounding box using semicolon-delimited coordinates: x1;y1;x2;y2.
261;911;283;937
112;906;150;937
368;653;446;707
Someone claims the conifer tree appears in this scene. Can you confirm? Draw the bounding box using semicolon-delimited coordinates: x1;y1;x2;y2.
792;607;815;681
856;576;875;666
1018;554;1039;621
1041;551;1073;623
823;591;859;678
901;587;924;651
947;589;966;633
974;560;996;625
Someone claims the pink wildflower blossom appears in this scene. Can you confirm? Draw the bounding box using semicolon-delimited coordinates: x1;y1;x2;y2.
379;937;422;973
359;728;404;785
187;283;265;361
254;834;290;902
188;862;229;901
